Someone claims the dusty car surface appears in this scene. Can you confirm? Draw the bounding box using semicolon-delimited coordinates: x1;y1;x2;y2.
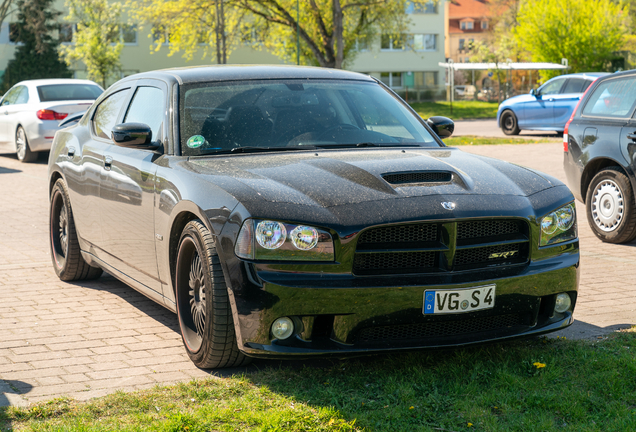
0;79;103;162
48;65;579;368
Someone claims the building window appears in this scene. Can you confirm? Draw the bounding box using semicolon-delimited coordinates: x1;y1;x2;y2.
381;34;404;51
59;24;75;43
481;21;488;30
9;23;19;43
414;71;438;88
380;72;403;88
460;21;474;30
458;39;465;51
152;26;170;45
407;1;437;14
410;34;436;51
121;24;137;44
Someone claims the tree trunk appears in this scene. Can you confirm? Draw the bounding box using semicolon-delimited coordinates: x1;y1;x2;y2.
332;0;343;69
220;0;227;64
214;0;222;64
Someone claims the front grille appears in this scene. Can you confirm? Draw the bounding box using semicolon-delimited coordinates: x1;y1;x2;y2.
357;223;438;248
457;220;521;240
353;219;530;276
353;251;436;275
383;171;452;185
355;313;523;343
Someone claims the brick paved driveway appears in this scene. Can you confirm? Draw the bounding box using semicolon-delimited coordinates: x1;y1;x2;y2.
1;143;635;406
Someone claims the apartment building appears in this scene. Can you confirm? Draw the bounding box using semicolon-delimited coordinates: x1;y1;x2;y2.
445;0;491;63
0;1;446;100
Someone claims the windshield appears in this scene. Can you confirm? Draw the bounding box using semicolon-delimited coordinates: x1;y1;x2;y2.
37;84;103;102
180;79;440;156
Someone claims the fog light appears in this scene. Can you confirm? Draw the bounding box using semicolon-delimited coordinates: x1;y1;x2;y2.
271;317;294;340
554;293;571;313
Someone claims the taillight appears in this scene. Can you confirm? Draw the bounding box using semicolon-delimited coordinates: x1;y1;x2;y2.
36;109;68;121
563;77;598;152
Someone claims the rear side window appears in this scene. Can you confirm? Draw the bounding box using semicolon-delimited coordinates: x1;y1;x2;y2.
582;77;636;118
562;78;587;94
37;84;103;102
92;90;130;140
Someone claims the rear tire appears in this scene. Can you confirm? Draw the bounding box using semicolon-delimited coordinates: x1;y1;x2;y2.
175;220;250;369
586;167;636;244
16;126;37;163
49;179;103;280
501;111;520;135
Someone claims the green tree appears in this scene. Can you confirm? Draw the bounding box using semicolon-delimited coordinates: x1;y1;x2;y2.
59;0;123;88
0;0;72;92
133;0;245;64
514;0;628;79
133;0;433;69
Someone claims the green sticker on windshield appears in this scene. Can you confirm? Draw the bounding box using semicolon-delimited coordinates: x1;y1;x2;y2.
187;135;205;148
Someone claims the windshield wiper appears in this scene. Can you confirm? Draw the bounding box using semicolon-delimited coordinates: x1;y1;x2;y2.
207;145;319;155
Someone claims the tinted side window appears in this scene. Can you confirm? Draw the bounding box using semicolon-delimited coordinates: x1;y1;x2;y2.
92;90;129;139
582;80;594;92
582;77;636;118
562;78;587;94
123;86;165;141
539;79;565;96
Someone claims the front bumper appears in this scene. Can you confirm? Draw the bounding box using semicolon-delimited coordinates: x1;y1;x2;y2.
229;251;579;358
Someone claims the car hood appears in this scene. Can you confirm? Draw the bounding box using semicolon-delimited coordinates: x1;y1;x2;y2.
184;147;559;209
499;94;536;109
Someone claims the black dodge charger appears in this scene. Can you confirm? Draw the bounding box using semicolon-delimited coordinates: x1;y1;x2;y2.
48;66;579;368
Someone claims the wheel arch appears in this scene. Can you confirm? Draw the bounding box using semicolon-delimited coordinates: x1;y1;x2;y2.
498;108;516;128
168;209;209;296
581;158;630;204
49;171;64;198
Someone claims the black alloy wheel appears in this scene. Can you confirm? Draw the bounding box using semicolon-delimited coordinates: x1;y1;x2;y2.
586;167;636;244
16;126;37;163
175;220;249;369
49;179;103;280
501;110;520;136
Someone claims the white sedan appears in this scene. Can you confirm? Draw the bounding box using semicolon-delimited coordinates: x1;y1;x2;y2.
0;79;103;162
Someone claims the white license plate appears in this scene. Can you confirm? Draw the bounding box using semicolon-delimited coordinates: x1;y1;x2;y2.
423;284;496;315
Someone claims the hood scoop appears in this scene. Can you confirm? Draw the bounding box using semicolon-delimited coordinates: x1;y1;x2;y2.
382;171;453;186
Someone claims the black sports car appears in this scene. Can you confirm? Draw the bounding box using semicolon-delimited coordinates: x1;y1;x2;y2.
48;65;579;368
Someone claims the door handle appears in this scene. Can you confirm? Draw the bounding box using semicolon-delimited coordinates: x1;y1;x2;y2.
548;98;555;102
104;155;112;171
67;146;75;158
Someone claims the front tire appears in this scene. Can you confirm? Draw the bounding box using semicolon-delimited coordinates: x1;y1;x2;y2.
586;167;636;244
16;126;37;163
501;110;520;135
175;220;249;369
49;179;103;280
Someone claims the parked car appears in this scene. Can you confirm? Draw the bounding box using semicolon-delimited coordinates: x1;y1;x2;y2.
497;73;609;135
48;65;579;368
564;69;636;243
454;85;476;99
0;79;103;162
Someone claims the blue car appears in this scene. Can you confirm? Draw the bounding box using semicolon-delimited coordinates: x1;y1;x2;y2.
497;72;609;135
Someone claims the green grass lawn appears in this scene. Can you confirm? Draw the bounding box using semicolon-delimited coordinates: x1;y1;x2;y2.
3;332;636;431
444;135;559;146
410;101;499;120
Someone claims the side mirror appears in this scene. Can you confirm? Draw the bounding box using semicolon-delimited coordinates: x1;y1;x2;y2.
426;116;454;139
111;123;158;149
530;88;537;96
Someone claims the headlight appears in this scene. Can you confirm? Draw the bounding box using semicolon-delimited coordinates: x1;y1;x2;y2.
235;219;335;261
539;202;577;246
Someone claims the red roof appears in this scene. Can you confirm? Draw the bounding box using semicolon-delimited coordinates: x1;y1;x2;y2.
449;0;491;19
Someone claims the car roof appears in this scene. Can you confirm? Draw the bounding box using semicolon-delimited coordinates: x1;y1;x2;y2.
16;78;102;87
553;72;610;80
118;65;376;85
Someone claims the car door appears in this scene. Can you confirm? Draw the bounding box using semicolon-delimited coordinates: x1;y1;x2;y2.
69;86;133;249
97;80;167;294
551;78;588;130
522;77;566;128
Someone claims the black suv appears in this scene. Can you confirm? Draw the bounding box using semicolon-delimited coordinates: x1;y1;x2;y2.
564;70;636;243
